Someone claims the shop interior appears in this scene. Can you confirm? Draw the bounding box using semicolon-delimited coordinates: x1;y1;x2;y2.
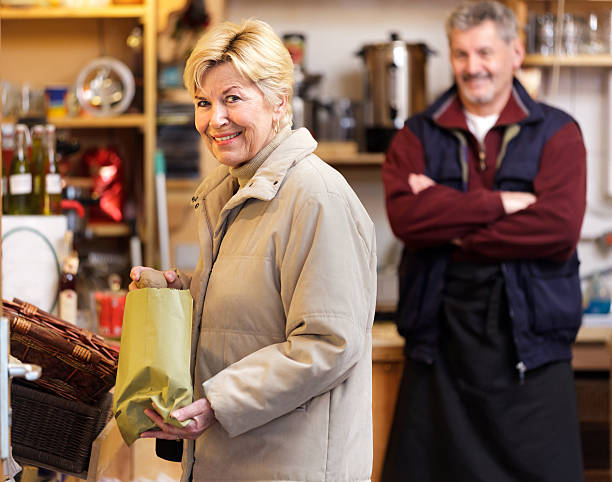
3;0;612;480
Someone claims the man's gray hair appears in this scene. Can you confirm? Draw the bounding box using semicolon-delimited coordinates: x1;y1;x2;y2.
446;1;518;43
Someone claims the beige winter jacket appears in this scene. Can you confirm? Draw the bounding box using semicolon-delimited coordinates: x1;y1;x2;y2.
180;128;377;482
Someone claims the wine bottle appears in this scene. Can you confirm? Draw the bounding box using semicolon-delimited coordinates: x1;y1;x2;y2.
1;123;16;215
59;230;79;325
8;124;32;215
43;124;62;215
30;124;46;215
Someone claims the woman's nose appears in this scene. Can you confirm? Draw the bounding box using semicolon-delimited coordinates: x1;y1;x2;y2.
211;103;229;127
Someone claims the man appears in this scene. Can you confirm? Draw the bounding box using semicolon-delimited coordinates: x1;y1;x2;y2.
381;2;587;481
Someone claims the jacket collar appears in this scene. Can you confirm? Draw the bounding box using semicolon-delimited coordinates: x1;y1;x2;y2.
425;77;544;131
191;127;318;214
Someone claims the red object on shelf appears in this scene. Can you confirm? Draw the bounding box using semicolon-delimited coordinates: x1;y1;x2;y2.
61;199;85;218
96;291;126;339
83;147;124;222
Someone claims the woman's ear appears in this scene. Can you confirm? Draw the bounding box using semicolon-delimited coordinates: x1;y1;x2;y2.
273;95;288;117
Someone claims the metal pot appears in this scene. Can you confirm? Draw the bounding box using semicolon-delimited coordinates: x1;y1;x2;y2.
358;34;431;151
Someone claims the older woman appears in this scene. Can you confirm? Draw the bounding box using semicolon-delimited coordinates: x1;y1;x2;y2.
131;19;376;481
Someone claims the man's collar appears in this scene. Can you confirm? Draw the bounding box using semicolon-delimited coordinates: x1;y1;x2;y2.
427;77;539;130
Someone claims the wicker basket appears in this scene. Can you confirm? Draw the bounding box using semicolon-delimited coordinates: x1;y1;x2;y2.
3;298;119;403
11;380;113;477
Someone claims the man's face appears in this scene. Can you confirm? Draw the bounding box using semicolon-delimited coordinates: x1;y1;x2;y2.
449;20;524;115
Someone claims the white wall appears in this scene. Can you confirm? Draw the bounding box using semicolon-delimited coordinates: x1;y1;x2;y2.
227;0;612;288
227;0;458;103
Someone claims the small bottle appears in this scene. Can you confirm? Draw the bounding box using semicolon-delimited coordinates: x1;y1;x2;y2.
30;124;46;215
59;230;79;324
283;33;307;129
43;125;62;215
8;124;32;215
1;123;16;215
584;272;611;314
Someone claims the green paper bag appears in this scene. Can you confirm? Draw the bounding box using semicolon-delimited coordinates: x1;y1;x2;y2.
113;287;193;446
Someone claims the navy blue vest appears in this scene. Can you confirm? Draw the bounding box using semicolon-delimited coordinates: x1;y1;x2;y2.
397;81;582;370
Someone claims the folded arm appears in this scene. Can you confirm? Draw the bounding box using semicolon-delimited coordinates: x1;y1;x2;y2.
383;128;506;249
459;122;586;261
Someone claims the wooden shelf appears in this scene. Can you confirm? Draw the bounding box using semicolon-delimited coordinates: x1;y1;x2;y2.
313;141;384;166
0;5;147;19
325;152;384;166
524;53;612;68
51;114;146;129
86;222;130;237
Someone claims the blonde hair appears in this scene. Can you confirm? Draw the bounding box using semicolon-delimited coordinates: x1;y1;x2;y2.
183;18;294;128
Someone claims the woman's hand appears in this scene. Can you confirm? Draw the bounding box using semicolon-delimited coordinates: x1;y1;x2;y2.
140;398;217;441
129;266;183;291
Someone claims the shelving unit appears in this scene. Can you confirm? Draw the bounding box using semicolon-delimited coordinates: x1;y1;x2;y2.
524;53;612;67
51;114;147;129
0;1;158;266
0;5;148;19
324;152;384;167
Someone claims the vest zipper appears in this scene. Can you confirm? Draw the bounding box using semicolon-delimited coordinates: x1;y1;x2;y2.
478;148;486;172
516;361;526;385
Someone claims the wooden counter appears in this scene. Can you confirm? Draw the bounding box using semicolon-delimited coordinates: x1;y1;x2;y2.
372;321;612;367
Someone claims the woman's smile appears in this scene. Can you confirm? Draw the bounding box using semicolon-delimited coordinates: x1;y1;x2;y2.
211;131;243;143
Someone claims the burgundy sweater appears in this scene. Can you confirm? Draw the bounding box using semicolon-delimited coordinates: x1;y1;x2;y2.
383;92;587;262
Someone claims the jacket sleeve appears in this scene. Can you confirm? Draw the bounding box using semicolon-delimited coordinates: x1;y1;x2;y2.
460;122;587;261
383;126;506;249
201;188;377;437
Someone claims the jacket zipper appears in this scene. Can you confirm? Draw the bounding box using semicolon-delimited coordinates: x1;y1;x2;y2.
516;361;526;385
478;148;486;172
500;263;527;386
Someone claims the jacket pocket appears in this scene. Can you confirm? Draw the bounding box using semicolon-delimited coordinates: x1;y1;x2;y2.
525;256;582;336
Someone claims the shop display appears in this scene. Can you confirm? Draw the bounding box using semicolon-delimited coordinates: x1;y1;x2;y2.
44;86;68;119
528;11;610;56
75;57;135;117
358;34;430;152
2;121;63;216
83;146;124;222
30;124;46;214
59;231;79;325
1;123;15;214
43;124;62;215
96;273;127;338
3;297;119;403
10;380;113;477
8;124;33;215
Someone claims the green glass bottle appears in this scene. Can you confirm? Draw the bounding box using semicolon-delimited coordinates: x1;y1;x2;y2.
43;125;62;215
1;123;16;215
30;124;46;215
8;124;32;215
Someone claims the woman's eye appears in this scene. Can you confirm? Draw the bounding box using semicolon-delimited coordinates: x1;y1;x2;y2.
196;99;210;108
226;95;240;103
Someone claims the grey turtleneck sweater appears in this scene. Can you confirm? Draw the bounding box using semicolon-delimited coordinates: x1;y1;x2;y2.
229;125;292;189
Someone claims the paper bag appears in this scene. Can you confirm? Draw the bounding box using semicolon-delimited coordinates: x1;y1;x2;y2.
113;288;193;445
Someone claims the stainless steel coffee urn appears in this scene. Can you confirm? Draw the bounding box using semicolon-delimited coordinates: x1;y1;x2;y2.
358;34;430;152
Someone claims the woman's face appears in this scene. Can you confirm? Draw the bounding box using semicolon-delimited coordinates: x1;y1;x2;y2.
194;62;281;167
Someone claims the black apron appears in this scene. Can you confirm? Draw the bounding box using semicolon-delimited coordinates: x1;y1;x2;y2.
382;262;584;482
